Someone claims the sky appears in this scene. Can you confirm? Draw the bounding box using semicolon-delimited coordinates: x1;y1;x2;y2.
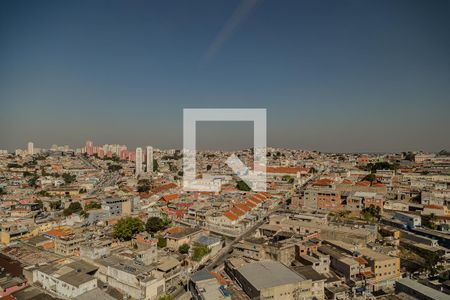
0;0;449;153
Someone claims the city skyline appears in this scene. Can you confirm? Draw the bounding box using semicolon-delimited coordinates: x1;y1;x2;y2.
1;0;449;152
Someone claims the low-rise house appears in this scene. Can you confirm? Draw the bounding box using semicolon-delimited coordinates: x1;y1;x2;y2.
33;261;98;299
165;227;203;250
95;253;165;300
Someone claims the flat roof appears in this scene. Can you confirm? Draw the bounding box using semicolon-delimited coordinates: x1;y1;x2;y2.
237;261;306;290
397;278;450;300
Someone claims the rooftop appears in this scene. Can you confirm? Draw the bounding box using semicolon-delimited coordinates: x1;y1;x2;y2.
237;261;306;290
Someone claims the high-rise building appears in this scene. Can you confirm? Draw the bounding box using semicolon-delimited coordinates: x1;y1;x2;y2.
146;146;153;174
135;147;143;176
85;140;93;155
27;142;34;155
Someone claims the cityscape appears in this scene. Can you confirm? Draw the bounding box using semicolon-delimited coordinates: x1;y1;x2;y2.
1;1;450;300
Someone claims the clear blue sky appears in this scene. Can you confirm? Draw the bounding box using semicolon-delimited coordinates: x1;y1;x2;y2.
1;0;449;152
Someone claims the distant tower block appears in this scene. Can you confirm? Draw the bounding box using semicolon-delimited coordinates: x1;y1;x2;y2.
146;146;153;174
135;147;143;176
27;142;34;155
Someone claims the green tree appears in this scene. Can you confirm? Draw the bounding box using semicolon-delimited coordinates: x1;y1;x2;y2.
146;217;165;233
362;173;377;182
7;163;22;168
28;175;39;187
153;159;159;172
137;179;151;193
49;200;62;210
158;294;173;300
63;202;83;216
85;201;101;210
62;173;76;184
236;180;251;191
192;244;211;261
157;236;167;248
361;205;381;221
23;171;33;177
0;188;6;195
178;243;190;254
37;190;51;197
108;164;122;172
34;199;44;210
422;214;437;230
113;217;144;241
282;175;291;181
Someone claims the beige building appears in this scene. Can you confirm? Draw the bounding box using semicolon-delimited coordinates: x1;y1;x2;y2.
359;247;400;290
165;227;203;250
232;261;312;300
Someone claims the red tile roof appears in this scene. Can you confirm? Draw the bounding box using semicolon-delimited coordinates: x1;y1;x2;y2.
254;194;267;201
425;204;444;209
248;196;261;204
151;183;177;193
160;193;179;202
313;179;334;186
245;200;256;208
259;191;272;198
356;181;371;186
230;207;245;216
266;166;309;174
224;211;238;221
236;203;251;212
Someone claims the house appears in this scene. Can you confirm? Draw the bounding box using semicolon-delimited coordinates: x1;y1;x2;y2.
33;261;98;298
166;227;203;250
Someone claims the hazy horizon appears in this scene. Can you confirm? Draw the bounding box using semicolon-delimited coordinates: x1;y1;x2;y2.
1;0;449;153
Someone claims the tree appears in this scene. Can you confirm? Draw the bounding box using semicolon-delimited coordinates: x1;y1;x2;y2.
113;217;144;241
34;199;44;210
179;243;190;254
63;202;83;216
37;190;51;197
137;179;151;193
158;294;173;300
28;175;39;187
206;165;212;171
146;217;165;234
0;188;6;195
85;201;101;210
192;244;210;261
49;200;62;210
236;180;251;191
361;205;381;221
423;214;438;230
62;173;76;184
362;173;377;183
157;236;167;248
336;210;351;220
7;163;22;168
282;175;291;182
108;164;122;172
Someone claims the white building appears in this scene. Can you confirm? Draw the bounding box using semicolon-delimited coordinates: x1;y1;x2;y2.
34;262;98;299
27;142;34;155
146;146;153;174
136;147;143;176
